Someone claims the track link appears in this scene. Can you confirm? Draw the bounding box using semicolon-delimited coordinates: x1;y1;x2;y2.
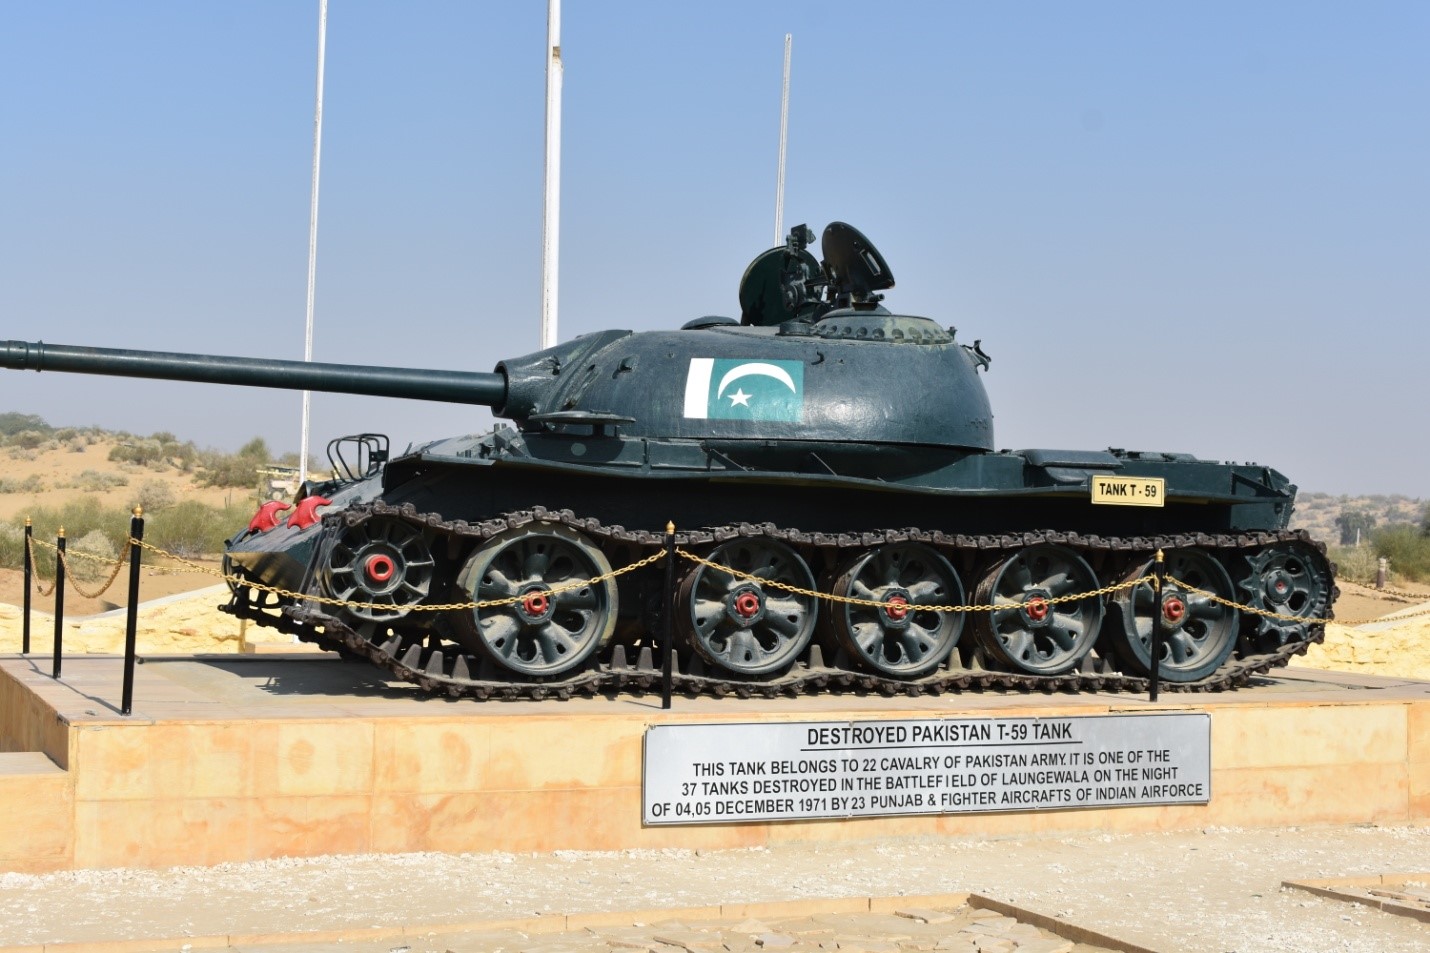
222;504;1336;701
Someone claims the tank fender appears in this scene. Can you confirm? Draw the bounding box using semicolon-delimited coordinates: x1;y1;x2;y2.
1019;448;1123;486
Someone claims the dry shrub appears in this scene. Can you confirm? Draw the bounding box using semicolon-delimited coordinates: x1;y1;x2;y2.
133;479;178;512
69;529;119;582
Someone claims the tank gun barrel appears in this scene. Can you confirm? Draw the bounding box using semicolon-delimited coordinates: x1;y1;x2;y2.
0;340;507;407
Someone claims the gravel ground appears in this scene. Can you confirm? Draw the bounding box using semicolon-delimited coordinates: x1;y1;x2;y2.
1;825;1426;952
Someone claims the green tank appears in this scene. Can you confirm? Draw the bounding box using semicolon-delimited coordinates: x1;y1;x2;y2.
1;223;1335;698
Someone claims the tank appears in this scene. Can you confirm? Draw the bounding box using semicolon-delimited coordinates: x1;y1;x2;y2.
1;222;1335;699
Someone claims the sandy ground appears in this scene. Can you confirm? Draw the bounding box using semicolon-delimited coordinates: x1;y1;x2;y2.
0;826;1426;952
0;596;1427;953
0;438;238;523
0;582;292;656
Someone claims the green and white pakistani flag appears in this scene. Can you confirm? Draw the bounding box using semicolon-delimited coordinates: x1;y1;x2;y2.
682;358;804;422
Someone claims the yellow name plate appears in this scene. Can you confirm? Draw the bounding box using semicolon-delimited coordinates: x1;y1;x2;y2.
1091;475;1166;507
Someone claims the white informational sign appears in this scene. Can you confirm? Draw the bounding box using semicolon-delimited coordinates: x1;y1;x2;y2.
643;713;1209;825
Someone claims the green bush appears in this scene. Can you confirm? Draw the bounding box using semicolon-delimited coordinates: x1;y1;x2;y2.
13;498;131;578
0;524;24;570
1327;545;1378;585
145;500;246;558
2;498;245;572
109;438;167;468
199;436;273;489
100;432;199;471
0;413;50;437
1371;524;1430;583
8;430;47;450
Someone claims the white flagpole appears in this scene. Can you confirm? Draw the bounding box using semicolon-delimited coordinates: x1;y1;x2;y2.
541;0;563;349
774;33;791;246
300;0;328;486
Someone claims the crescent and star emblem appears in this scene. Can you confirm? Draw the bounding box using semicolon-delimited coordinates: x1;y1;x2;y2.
683;357;805;422
715;362;799;403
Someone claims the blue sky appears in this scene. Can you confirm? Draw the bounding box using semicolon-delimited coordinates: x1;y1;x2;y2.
2;1;1426;496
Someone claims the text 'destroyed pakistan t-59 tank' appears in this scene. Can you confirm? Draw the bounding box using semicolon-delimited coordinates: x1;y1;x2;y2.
1;222;1335;698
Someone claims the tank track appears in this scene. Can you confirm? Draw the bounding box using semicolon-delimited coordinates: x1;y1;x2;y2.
223;503;1335;701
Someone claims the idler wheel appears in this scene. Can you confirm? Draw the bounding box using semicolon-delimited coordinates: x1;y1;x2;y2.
972;544;1103;676
1104;548;1238;682
1234;541;1335;652
322;516;435;622
454;523;616;678
827;543;964;678
679;537;817;677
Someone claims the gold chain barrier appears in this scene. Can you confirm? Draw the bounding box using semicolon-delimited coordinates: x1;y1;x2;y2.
1164;574;1430;627
25;529;1425;628
129;537;665;612
25;535;58;598
1338;578;1426;602
29;536;133;600
681;550;1428;628
676;547;1151;613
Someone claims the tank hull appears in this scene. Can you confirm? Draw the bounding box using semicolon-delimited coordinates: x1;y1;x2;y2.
227;432;1295;594
223;431;1330;699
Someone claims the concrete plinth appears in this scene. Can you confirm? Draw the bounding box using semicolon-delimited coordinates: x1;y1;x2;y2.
2;652;1427;873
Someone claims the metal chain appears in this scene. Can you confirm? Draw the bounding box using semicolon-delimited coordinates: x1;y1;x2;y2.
1338;578;1427;603
58;543;132;599
28;535;133;599
130;537;666;611
675;547;1150;613
1334;605;1430;625
1161;572;1338;623
25;535;57;597
38;528;1424;628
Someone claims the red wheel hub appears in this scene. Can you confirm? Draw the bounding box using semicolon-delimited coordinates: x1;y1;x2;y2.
1162;596;1186;623
364;553;395;583
522;591;550;616
733;591;761;618
884;595;910;620
1025;597;1049;622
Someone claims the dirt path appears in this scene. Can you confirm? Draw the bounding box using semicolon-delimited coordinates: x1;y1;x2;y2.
0;826;1425;952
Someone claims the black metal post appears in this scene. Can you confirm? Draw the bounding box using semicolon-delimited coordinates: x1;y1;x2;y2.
21;518;32;654
51;528;66;679
661;522;676;710
121;507;144;716
1149;548;1164;703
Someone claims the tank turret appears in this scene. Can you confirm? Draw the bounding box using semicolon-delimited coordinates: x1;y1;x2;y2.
1;222;1335;698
